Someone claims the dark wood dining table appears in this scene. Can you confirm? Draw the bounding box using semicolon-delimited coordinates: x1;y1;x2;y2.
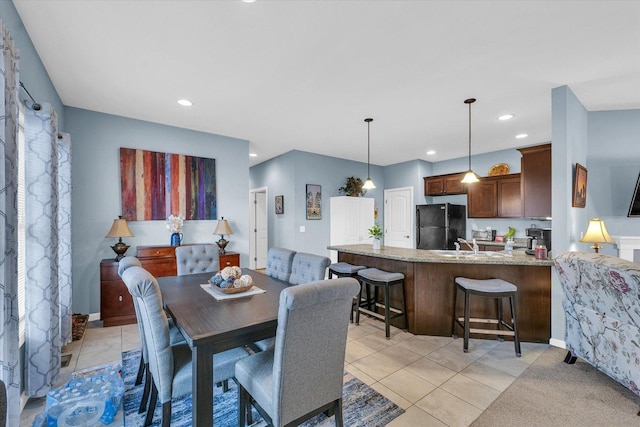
157;268;289;426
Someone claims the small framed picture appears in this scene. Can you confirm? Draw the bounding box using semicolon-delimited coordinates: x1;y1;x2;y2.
275;195;284;214
572;163;588;208
306;184;321;220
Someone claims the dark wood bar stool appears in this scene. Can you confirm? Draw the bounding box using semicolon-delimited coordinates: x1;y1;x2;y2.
452;277;521;357
355;268;407;339
328;262;366;322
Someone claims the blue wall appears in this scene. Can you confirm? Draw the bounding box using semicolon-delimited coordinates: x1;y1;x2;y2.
65;108;249;314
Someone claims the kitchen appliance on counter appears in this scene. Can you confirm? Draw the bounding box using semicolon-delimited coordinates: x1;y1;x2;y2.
526;227;552;255
416;204;466;250
471;229;497;241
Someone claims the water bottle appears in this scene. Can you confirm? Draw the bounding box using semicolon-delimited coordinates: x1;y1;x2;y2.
505;238;513;256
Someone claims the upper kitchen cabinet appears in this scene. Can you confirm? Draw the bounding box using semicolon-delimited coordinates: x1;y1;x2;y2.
467;173;522;218
424;172;467;196
518;144;551;219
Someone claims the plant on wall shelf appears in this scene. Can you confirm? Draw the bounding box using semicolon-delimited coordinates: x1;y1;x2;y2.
338;177;367;197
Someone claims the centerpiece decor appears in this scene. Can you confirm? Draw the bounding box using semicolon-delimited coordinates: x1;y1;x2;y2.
209;266;254;294
368;222;383;250
166;214;184;246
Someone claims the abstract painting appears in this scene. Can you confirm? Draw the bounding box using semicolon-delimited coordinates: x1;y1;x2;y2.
120;147;216;220
306;184;321;219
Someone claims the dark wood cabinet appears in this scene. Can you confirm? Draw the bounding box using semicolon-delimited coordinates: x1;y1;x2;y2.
424;172;466;196
467;173;522;218
219;252;240;268
100;245;179;326
518;143;551;219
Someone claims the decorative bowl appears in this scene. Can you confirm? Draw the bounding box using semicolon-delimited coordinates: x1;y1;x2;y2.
208;279;253;294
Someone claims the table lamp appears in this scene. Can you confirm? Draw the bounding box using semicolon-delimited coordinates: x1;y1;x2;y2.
105;216;134;261
213;217;233;254
579;217;614;253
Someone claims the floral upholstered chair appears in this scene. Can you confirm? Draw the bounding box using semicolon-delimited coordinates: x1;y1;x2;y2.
554;252;640;398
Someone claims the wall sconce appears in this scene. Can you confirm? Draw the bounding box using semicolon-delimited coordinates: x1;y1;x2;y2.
213;217;234;254
579;217;614;253
105;216;134;261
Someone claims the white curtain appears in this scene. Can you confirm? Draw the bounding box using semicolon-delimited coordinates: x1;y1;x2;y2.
23;104;73;397
0;20;21;426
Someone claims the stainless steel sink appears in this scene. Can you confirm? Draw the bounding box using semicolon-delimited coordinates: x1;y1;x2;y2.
430;250;509;258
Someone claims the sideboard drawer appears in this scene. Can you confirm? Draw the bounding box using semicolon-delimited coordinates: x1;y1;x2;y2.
136;245;177;259
219;252;240;268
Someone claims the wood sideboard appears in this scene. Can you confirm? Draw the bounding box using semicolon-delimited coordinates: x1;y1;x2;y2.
100;245;241;326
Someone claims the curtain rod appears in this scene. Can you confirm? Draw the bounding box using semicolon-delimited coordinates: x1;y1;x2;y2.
19;81;41;111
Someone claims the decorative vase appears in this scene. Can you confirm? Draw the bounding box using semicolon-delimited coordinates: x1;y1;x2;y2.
170;233;183;246
372;238;381;250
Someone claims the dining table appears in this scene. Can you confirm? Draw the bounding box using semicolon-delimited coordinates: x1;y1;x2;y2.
157;268;289;426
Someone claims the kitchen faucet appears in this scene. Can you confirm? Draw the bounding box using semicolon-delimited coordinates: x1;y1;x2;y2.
457;238;479;255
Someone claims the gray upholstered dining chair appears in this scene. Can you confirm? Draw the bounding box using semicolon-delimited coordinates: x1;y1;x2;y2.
118;256;186;414
122;266;252;427
265;247;296;281
175;244;219;275
236;277;360;427
288;252;331;285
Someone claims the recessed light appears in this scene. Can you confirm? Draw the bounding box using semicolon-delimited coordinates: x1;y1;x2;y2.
515;133;528;139
177;99;192;107
249;153;257;157
498;114;514;121
426;150;436;155
242;0;256;3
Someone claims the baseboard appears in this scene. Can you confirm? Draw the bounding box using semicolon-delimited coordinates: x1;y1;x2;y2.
88;312;101;322
549;338;566;349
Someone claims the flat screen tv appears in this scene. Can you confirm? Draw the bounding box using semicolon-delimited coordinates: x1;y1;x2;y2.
629;172;640;217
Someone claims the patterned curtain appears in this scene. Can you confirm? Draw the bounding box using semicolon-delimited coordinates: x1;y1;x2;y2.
24;104;72;397
0;20;21;426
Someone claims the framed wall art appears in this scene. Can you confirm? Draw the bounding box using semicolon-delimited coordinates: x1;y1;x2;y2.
306;184;321;219
572;163;587;208
275;195;284;214
120;147;217;220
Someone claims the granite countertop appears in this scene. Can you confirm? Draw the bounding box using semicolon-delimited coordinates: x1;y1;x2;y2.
327;244;554;266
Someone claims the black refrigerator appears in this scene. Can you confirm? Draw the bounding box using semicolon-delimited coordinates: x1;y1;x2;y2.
416;203;466;250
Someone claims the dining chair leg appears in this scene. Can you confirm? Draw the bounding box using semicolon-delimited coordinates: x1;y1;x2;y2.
135;356;145;386
238;383;250;427
161;401;171;427
138;363;151;414
334;398;344;427
145;381;158;427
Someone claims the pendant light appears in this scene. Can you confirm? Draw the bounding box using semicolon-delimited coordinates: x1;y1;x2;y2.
461;98;480;184
362;118;376;189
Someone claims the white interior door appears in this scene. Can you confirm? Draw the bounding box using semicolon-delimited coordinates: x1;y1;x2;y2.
384;187;413;248
249;189;268;269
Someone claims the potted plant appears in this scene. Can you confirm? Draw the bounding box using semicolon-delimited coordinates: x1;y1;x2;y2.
368;222;383;250
338;177;367;197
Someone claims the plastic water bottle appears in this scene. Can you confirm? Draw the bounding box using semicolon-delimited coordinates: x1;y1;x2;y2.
505;239;514;256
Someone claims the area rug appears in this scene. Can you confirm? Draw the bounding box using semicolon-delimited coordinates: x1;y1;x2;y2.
471;345;640;426
71;313;89;341
122;349;404;427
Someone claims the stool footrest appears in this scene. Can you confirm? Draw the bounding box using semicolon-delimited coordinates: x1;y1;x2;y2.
372;302;403;315
468;327;515;336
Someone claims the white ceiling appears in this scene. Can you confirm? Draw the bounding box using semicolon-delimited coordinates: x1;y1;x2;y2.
13;0;640;167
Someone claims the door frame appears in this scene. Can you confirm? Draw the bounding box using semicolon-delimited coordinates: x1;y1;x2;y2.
249;187;268;269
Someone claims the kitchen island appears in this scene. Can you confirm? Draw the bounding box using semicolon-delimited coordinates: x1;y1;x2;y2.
328;244;553;343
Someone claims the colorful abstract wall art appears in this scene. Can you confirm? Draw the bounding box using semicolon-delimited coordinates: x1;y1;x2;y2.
119;147;216;221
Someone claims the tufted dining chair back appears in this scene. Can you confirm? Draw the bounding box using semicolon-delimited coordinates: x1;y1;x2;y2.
288;252;331;285
265;247;296;281
175;244;219;275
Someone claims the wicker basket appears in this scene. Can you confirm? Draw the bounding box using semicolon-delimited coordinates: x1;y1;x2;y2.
208;279;253;294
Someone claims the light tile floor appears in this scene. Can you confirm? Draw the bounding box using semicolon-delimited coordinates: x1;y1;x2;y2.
20;316;549;427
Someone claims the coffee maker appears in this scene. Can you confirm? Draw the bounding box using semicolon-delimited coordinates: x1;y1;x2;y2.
525;227;552;255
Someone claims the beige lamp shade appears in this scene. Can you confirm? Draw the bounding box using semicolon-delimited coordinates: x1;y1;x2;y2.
213;218;233;254
213;218;233;236
579;217;614;253
105;217;134;238
461;170;480;184
106;216;134;261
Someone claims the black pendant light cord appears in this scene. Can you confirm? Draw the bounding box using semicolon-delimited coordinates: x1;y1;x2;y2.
365;118;373;177
464;98;476;171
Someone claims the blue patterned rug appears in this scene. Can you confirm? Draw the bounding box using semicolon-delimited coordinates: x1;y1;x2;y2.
122;349;404;426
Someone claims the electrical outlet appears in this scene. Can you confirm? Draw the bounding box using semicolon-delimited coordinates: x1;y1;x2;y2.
299;226;305;232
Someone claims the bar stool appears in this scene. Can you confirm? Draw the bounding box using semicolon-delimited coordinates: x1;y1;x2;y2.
356;268;407;339
328;262;367;322
452;277;521;357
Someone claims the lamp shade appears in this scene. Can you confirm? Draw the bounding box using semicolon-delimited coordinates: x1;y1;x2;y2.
461;170;480;184
579;217;614;253
213;219;233;236
105;217;134;238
